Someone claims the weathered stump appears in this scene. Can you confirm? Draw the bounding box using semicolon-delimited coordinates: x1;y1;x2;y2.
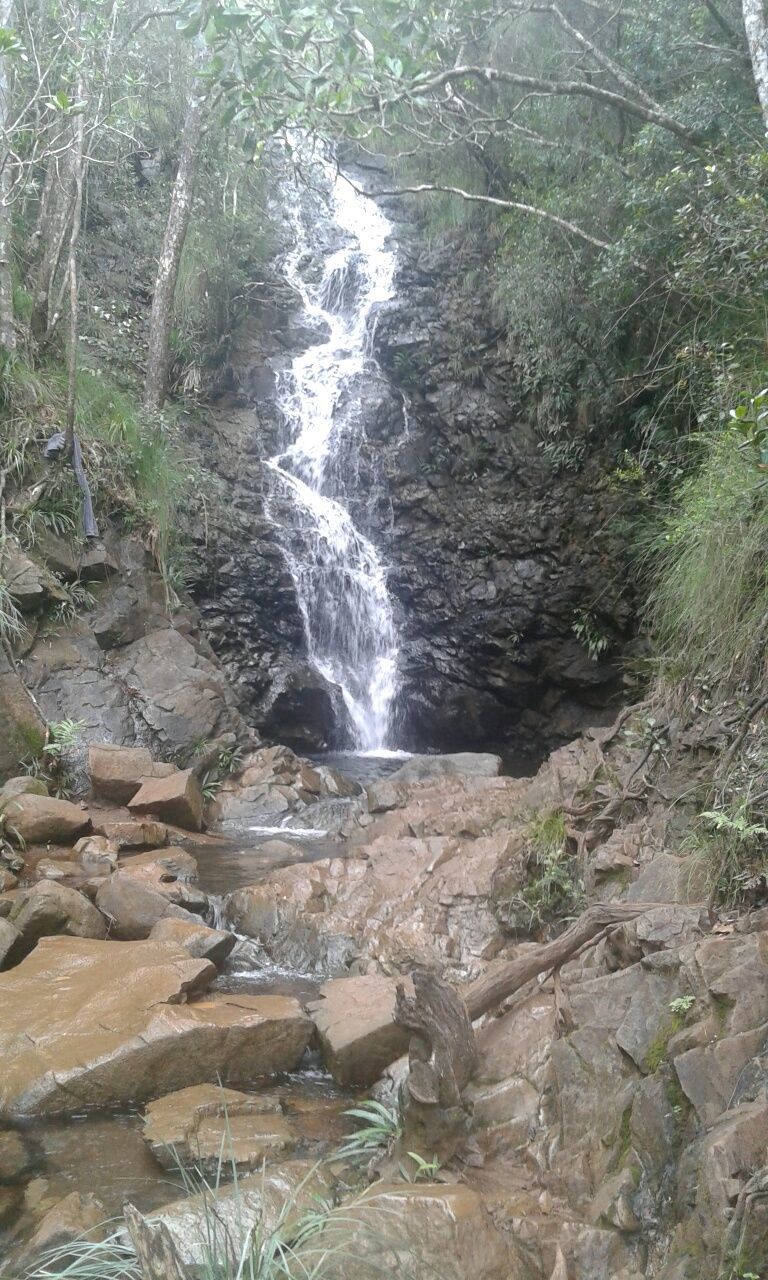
394;967;477;1164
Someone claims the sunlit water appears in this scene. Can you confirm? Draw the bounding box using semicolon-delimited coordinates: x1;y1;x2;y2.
266;156;400;751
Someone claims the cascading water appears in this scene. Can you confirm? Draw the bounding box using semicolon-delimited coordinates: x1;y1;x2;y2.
266;157;400;752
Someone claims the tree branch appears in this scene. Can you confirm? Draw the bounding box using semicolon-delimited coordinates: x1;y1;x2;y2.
357;180;613;249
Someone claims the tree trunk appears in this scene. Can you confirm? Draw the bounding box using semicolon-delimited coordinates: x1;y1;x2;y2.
0;0;16;352
63;75;85;453
743;0;768;132
143;88;206;411
29;158;73;343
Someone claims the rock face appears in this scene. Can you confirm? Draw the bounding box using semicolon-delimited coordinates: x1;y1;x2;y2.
1;794;90;844
143;1084;295;1175
309;975;412;1087
0;937;313;1114
192;200;635;756
128;769;204;831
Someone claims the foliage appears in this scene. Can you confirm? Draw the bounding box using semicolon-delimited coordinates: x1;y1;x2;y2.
572;609;611;662
500;808;584;935
200;742;244;803
686;799;768;909
646;425;768;699
21;718;86;800
338;1100;402;1162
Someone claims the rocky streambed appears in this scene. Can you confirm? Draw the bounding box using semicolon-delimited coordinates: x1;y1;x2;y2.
0;725;767;1280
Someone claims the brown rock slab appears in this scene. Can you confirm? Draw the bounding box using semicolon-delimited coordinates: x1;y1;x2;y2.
0;937;312;1115
1;794;90;845
88;744;177;806
128;769;204;832
143;1083;294;1174
308;974;412;1087
149;918;236;965
9;881;107;954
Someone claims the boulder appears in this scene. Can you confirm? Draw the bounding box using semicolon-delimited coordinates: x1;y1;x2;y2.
90;817;168;850
14;1191;106;1265
142;1083;295;1175
35;858;77;880
0;937;313;1114
9;881;107;954
88;744;177;805
128;768;204;832
96;873;202;940
4;539;66;613
389;753;502;783
0;867;18;893
1;794;90;845
0;777;48;808
0;918;23;969
119;846;199;885
308;975;412;1086
365;780;409;814
149;918;236;966
0;646;47;785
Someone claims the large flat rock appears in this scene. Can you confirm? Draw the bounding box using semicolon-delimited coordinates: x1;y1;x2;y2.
0;937;313;1116
143;1083;294;1175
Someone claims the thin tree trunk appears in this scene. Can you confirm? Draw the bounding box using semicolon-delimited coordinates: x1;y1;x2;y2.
0;0;16;352
743;0;768;132
30;156;74;343
143;87;206;411
64;76;85;453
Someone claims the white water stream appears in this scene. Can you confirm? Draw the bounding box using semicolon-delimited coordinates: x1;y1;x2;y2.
266;159;400;751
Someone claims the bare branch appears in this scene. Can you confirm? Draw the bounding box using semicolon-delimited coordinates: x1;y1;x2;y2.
356;179;613;250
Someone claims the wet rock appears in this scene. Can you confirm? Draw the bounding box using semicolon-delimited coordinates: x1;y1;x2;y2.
143;1083;295;1175
88;743;177;805
1;794;90;845
389;753;502;783
96;873;203;939
0;937;312;1114
128;768;204;832
149;918;236;965
309;974;413;1086
9;881;107;954
258;661;353;752
0;776;48;807
118;845;199;886
90;816;168;849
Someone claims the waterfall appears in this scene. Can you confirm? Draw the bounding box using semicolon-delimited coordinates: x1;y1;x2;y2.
265;158;400;752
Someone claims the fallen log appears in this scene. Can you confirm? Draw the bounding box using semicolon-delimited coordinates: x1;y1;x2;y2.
463;901;672;1021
